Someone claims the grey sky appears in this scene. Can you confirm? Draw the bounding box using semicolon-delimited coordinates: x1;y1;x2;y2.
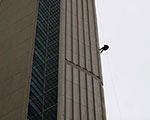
95;0;150;120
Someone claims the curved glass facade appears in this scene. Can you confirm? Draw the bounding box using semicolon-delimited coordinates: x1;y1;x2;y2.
27;0;60;119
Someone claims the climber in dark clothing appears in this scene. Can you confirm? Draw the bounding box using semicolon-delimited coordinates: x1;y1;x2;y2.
99;45;109;53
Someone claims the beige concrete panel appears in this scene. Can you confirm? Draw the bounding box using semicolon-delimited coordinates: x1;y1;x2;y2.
72;0;78;64
77;0;83;21
58;0;106;119
88;109;95;120
66;0;72;60
0;35;31;61
95;99;103;120
91;48;99;76
92;0;103;79
79;43;85;67
58;78;65;97
93;79;103;120
66;0;71;13
73;102;80;120
0;87;27;118
73;84;79;103
78;25;84;44
78;2;85;69
87;0;96;41
66;99;73;120
93;79;101;97
80;88;87;106
73;67;79;85
80;71;86;89
82;0;88;23
66;49;72;61
0;24;35;56
0;12;36;39
58;67;65;96
57;0;67;118
87;91;94;111
87;76;95;119
0;37;33;81
72;23;78;40
66;81;72;99
57;95;65;117
81;106;88;120
82;0;91;66
73;50;78;64
78;0;85;65
0;0;37;32
0;0;38;120
0;72;27;98
66;64;72;82
80;55;85;68
58;115;65;120
83;23;90;46
87;74;93;92
87;0;100;76
85;45;92;71
0;107;23;120
93;63;99;76
72;0;77;16
0;0;2;6
100;85;107;120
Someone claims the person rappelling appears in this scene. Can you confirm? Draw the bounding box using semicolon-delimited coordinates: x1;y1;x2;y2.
99;45;109;53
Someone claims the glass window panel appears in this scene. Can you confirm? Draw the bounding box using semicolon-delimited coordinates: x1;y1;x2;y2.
44;87;58;109
28;100;41;115
30;114;42;120
28;0;60;119
44;105;57;120
45;71;58;91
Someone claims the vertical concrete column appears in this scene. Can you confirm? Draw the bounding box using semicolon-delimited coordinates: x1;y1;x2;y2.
58;0;107;119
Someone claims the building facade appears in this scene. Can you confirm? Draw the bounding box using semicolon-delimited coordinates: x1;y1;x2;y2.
0;0;106;120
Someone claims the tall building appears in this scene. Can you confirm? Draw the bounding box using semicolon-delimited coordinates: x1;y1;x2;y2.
0;0;106;120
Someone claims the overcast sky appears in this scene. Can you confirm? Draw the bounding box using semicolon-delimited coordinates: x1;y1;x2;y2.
95;0;150;120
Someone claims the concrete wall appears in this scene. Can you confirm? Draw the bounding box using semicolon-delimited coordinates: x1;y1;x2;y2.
0;0;38;119
58;0;106;120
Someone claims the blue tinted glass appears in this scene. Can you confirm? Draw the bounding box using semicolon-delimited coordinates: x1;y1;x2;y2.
28;0;60;119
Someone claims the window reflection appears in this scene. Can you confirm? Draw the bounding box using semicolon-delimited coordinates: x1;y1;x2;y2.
28;0;60;119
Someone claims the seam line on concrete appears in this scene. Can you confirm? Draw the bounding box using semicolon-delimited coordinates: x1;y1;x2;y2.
65;59;103;85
